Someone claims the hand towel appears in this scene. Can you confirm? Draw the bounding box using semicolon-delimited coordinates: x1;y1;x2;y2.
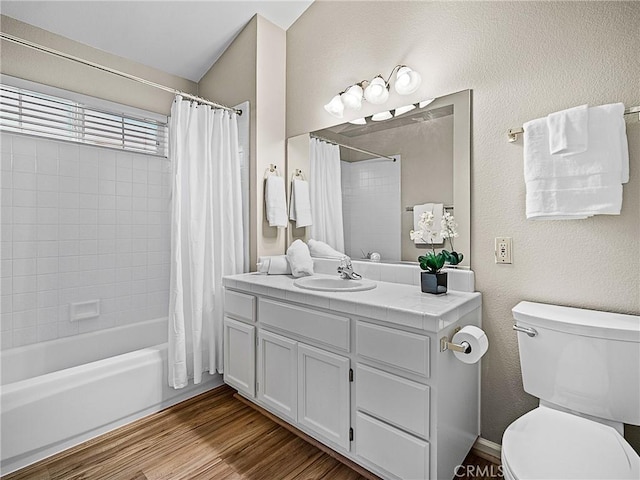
256;255;292;275
265;175;287;228
289;179;313;228
525;103;626;183
413;203;444;244
547;104;588;156
308;239;344;258
286;239;314;278
522;103;627;220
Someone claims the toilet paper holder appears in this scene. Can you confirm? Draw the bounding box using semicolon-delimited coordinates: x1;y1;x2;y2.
440;327;472;354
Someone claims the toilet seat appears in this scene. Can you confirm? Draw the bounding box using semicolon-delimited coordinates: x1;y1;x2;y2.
502;406;640;480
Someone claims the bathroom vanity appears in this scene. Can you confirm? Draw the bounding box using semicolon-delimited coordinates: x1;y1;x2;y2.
222;270;482;480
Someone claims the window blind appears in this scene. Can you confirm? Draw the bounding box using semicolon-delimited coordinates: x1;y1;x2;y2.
0;84;168;157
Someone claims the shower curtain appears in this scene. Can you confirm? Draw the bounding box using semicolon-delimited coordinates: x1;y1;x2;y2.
309;138;345;252
168;96;244;389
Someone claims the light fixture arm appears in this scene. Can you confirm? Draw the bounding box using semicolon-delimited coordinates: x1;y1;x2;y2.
384;65;405;86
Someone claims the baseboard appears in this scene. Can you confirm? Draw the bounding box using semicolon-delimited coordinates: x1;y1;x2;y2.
471;437;502;465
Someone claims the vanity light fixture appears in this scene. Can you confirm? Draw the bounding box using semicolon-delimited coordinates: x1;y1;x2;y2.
348;118;367;125
394;104;416;116
371;111;393;121
324;64;422;118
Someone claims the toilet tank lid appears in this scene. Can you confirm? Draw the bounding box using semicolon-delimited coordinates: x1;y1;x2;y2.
513;301;640;342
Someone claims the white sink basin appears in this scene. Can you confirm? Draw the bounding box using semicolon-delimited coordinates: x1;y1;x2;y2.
294;276;377;292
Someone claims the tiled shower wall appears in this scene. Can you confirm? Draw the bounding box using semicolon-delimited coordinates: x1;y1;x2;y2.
341;157;401;261
0;133;171;349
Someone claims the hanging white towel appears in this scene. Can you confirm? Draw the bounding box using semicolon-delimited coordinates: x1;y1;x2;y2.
308;238;344;258
413;203;444;244
289;179;313;228
547;104;588;156
286;239;314;278
522;103;627;220
265;175;287;227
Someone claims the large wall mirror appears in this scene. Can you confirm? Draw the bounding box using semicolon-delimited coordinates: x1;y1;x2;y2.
287;89;471;267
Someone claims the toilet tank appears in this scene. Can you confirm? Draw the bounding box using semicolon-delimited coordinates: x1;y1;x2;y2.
512;301;640;425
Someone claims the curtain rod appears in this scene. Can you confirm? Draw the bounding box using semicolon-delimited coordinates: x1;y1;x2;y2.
507;105;639;142
0;32;242;116
311;134;396;162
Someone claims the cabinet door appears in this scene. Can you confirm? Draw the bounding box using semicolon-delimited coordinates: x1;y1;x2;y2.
297;343;350;451
223;317;255;397
258;330;298;421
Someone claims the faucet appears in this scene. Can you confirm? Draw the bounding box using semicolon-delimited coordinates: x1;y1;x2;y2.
337;256;362;280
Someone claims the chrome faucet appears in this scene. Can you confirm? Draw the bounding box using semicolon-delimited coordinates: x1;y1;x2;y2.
337;256;362;280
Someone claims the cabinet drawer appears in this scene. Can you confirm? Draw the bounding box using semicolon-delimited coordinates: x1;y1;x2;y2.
356;411;429;480
356;321;430;377
356;364;430;439
259;299;349;351
225;290;255;323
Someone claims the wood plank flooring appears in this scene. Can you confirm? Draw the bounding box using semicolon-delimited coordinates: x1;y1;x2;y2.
3;384;502;480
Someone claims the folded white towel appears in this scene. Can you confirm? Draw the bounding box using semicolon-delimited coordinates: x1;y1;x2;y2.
286;240;314;278
525;103;626;182
547;104;588;156
289;179;313;228
308;239;344;258
413;203;444;244
265;175;287;228
523;103;627;220
257;255;292;275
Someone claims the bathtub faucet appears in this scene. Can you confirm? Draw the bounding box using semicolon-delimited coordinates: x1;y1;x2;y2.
337;256;362;280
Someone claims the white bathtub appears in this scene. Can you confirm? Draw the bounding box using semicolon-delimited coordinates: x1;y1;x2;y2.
0;318;222;475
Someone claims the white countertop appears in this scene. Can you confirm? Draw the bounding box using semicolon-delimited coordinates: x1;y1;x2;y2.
223;273;482;332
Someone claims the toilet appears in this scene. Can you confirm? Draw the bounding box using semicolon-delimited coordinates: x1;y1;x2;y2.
502;301;640;480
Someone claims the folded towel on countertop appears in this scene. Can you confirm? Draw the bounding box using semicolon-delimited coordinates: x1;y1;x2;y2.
265;175;287;228
286;239;314;278
308;239;344;258
256;255;292;275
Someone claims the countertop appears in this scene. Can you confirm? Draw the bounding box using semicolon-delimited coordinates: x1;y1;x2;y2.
223;272;482;332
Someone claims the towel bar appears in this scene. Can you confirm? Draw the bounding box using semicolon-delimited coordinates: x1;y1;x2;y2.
507;105;639;142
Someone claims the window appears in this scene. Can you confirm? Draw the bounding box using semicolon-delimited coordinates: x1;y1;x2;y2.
0;84;168;157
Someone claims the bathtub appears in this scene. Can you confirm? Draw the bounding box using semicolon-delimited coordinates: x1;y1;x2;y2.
0;318;222;475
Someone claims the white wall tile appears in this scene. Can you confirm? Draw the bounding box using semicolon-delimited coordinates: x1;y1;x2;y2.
38;241;59;257
37;157;58;175
2;141;170;348
13;326;37;347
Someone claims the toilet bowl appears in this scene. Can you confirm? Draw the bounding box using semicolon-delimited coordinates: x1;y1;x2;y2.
505;302;640;480
501;406;640;480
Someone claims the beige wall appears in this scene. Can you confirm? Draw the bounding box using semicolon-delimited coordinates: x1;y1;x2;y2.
199;15;286;270
287;1;640;450
0;15;196;115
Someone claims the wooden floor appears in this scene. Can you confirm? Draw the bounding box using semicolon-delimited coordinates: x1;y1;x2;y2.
4;385;501;480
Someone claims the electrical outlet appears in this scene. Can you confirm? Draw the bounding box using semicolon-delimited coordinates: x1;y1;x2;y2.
495;237;513;264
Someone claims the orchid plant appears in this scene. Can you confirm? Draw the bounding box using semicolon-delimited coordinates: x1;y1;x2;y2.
410;211;464;273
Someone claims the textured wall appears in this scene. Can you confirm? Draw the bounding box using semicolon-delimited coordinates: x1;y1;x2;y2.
0;15;196;115
287;1;640;449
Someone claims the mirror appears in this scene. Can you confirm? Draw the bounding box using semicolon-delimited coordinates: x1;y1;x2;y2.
287;89;471;266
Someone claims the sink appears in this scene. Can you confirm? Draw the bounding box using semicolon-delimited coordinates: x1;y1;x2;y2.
294;276;376;292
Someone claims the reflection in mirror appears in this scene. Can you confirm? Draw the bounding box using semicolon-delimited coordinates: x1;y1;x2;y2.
286;90;471;266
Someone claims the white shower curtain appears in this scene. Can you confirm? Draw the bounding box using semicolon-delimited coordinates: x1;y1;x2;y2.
309;138;345;252
168;96;244;389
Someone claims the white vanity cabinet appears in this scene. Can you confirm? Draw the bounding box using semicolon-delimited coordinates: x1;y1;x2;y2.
222;274;482;480
222;290;256;397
